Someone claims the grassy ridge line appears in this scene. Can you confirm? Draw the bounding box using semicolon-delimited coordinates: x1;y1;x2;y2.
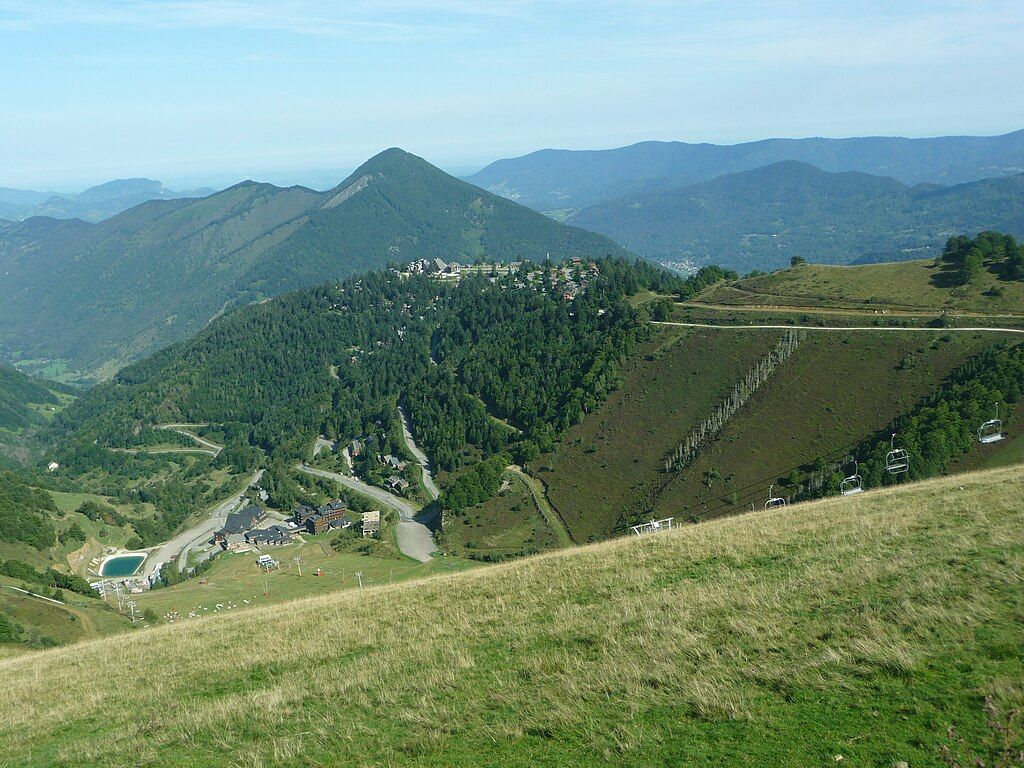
700;260;1024;314
2;464;1022;766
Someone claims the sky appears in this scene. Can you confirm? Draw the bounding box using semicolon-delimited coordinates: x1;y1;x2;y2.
1;0;1022;190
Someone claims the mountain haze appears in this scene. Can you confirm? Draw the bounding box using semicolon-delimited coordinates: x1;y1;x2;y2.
0;149;628;381
469;130;1024;210
0;178;214;223
567;161;1024;271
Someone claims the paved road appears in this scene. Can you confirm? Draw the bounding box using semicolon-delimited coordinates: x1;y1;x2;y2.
653;321;1024;334
114;447;218;457
141;469;263;581
679;300;1024;321
156;424;224;455
398;406;440;501
297;463;437;562
0;584;65;605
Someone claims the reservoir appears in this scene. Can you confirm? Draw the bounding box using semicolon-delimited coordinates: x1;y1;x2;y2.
99;553;146;577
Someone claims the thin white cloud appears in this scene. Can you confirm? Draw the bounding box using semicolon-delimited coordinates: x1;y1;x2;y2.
0;0;478;39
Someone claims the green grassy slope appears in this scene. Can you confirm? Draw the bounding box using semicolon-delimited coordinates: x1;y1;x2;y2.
699;259;1024;315
2;464;1022;766
712;260;1024;313
438;468;564;559
539;326;1005;539
649;330;1004;520
539;327;779;540
0;149;627;382
0;586;129;648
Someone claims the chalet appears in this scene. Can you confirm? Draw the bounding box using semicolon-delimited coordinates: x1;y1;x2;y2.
378;454;407;471
214;505;267;545
362;510;381;538
349;438;365;457
407;258;430;274
384;475;410;495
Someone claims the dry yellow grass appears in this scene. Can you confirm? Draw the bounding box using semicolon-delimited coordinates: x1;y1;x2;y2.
1;464;1022;766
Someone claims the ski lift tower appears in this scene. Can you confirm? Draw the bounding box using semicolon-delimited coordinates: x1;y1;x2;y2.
630;517;675;536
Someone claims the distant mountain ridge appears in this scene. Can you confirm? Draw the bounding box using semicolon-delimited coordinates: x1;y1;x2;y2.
566;161;1024;271
468;129;1024;210
0;148;627;382
0;178;216;223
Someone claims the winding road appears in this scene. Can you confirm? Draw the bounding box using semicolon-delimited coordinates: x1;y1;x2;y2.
141;469;263;580
398;406;440;501
297;464;438;562
155;424;224;455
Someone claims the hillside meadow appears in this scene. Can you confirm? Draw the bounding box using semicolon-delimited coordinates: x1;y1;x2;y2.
1;464;1021;767
701;259;1024;315
539;325;1006;538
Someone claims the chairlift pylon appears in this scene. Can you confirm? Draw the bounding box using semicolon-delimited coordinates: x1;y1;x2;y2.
885;433;909;475
764;484;786;510
978;404;1005;445
840;460;863;496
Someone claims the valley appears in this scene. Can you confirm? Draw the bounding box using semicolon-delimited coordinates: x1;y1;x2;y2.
0;149;626;383
6;8;1024;764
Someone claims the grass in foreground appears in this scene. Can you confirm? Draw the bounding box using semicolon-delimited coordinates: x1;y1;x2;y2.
1;464;1022;766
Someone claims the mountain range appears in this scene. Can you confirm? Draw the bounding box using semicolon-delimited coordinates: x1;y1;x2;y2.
467;129;1024;211
0;178;215;223
0;149;627;382
566;161;1024;271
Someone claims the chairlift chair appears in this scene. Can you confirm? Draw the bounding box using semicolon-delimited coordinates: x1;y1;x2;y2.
978;404;1005;445
764;484;786;510
840;461;863;496
885;434;910;475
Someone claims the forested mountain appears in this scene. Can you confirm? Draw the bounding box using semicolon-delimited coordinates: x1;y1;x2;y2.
0;364;66;433
0;149;627;382
566;162;1024;271
53;259;678;482
0;178;213;223
467;129;1024;210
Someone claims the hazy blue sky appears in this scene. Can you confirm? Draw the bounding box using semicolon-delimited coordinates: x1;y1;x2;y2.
1;0;1022;189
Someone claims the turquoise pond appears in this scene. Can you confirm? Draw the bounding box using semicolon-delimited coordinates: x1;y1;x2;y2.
99;554;146;577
